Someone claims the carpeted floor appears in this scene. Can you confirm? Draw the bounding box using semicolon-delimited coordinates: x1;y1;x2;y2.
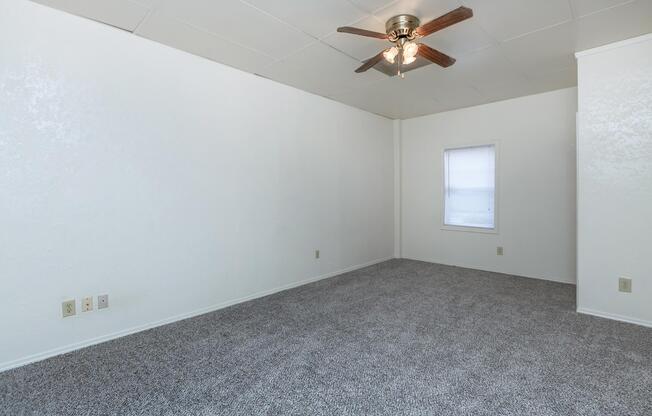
1;259;651;415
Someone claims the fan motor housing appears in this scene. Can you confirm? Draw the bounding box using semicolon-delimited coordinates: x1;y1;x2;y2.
385;14;420;42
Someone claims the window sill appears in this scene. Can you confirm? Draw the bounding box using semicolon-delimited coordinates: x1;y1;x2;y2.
441;224;498;234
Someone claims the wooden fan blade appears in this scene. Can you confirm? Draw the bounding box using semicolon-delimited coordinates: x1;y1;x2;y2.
337;26;388;39
417;44;456;68
416;6;473;37
355;51;385;73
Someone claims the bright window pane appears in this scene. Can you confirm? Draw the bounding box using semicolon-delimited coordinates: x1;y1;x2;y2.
444;145;495;229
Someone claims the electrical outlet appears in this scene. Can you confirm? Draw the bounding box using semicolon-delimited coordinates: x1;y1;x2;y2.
62;300;76;318
98;294;109;309
497;246;504;256
315;249;320;259
618;277;632;293
82;296;93;312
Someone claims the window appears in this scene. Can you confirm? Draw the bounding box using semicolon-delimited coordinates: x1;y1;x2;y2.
443;144;496;230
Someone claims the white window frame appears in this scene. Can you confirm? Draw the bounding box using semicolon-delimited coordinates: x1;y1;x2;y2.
440;142;499;234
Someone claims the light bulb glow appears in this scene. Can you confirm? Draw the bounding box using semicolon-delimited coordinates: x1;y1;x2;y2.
403;55;417;65
383;47;398;63
403;41;419;61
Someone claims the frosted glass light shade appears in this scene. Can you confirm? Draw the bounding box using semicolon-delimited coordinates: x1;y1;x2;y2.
383;47;399;63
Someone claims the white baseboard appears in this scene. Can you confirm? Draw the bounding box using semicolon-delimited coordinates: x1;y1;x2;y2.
576;307;652;328
0;256;394;373
400;255;576;285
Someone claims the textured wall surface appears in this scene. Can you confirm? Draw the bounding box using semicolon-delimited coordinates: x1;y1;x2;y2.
0;0;394;370
576;35;652;326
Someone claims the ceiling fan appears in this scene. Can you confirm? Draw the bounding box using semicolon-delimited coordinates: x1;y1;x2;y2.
337;6;473;77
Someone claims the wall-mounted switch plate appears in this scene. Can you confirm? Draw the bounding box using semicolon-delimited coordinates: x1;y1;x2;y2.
82;296;93;312
315;249;320;259
62;300;76;318
98;294;109;309
618;277;632;293
497;246;504;256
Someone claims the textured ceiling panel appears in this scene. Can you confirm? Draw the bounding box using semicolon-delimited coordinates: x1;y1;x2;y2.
30;0;652;119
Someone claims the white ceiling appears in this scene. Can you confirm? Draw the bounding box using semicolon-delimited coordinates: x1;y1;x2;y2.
32;0;652;119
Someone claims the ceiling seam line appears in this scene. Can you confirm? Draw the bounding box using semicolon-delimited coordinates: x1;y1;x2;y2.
575;0;637;19
132;6;155;34
502;19;573;43
156;13;280;62
236;0;321;43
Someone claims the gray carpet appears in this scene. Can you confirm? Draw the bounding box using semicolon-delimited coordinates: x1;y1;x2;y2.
1;259;651;415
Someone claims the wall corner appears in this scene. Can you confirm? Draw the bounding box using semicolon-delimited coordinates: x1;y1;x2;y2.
393;119;402;259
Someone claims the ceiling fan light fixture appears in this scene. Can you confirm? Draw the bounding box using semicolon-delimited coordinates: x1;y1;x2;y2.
340;6;473;74
383;47;399;63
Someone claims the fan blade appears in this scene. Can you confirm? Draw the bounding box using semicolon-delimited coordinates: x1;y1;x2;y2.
355;51;385;73
416;6;473;37
417;44;456;68
337;26;387;39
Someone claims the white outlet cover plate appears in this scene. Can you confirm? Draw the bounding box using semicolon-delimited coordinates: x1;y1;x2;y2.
62;300;76;318
82;296;93;312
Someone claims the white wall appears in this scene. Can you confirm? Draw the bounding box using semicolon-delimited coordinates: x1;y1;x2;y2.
400;88;577;284
0;0;394;370
576;35;652;327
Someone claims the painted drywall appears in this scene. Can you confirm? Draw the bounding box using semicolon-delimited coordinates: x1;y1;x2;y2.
400;88;577;284
576;34;652;327
0;0;394;370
